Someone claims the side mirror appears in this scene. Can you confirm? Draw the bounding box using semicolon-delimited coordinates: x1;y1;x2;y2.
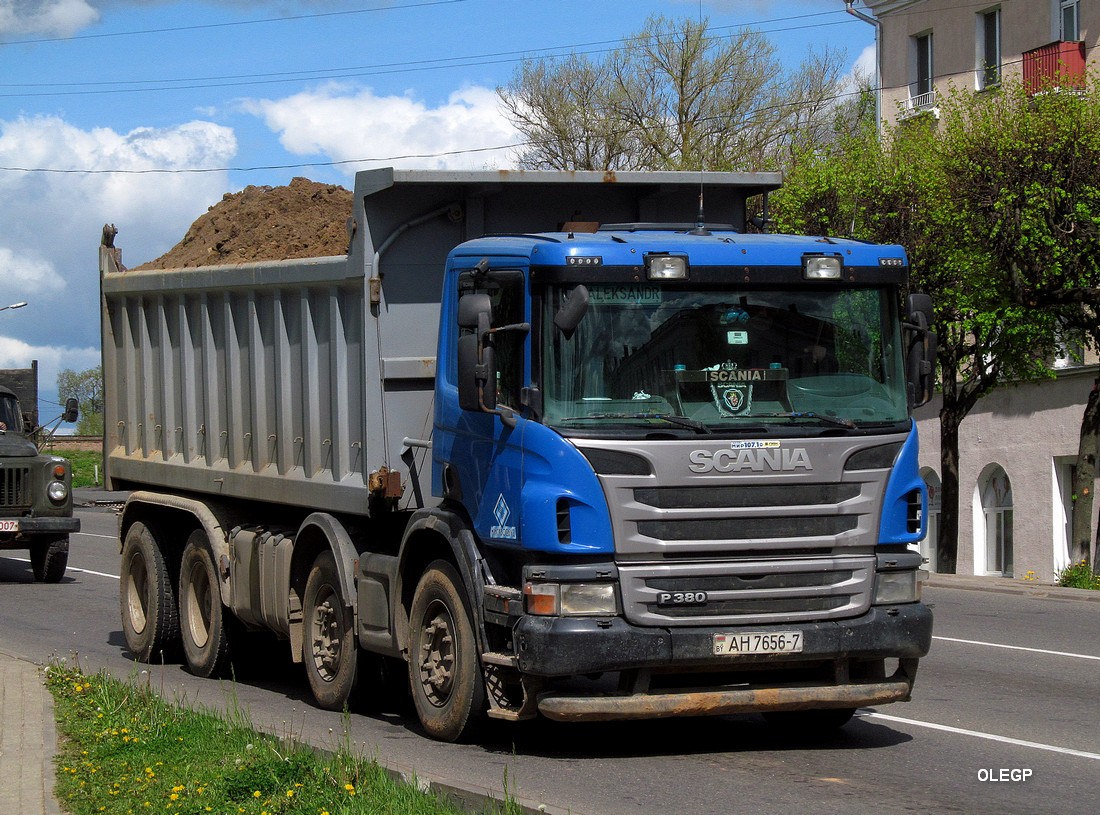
63;398;79;424
554;285;590;339
457;293;497;414
905;293;936;408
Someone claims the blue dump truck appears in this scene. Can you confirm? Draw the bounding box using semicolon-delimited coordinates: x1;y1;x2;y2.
101;168;935;742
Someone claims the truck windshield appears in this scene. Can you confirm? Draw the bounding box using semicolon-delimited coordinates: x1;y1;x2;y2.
0;394;23;433
541;284;908;433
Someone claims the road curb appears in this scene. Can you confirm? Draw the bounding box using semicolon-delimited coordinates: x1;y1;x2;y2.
926;573;1100;602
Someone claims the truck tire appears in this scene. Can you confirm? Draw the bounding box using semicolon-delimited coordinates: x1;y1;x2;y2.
179;531;231;678
763;707;857;732
303;550;357;711
408;560;486;742
120;522;180;663
31;536;68;583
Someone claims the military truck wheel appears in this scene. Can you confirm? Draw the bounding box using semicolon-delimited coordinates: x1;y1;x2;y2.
408;560;485;742
763;707;857;731
179;531;231;678
120;522;180;663
30;536;68;583
302;550;357;711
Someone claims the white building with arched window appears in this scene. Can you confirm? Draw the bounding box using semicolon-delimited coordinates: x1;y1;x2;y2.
914;365;1099;580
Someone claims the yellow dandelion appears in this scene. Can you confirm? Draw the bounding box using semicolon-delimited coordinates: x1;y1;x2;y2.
253;791;262;798
286;790;295;798
169;793;179;801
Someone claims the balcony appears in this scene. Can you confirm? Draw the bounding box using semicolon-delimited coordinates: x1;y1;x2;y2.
898;90;939;121
1023;41;1086;95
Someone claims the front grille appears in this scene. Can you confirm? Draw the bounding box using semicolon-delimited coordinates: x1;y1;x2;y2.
620;557;874;627
0;466;31;509
637;515;857;542
635;483;858;510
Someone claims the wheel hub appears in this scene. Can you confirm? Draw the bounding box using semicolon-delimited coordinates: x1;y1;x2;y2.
418;601;456;707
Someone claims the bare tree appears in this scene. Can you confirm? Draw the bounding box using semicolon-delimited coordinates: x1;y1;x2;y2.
498;15;850;173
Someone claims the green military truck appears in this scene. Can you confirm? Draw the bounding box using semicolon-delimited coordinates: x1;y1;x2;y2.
0;361;80;582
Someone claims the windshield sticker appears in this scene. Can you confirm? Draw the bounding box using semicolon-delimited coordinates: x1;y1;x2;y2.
712;382;752;416
726;330;748;345
587;285;662;306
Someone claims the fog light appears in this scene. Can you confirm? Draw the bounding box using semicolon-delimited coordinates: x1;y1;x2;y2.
803;255;842;279
47;481;69;503
646;254;688;280
873;570;923;604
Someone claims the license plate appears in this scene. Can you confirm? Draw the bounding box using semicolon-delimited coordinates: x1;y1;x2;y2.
0;519;19;533
713;632;803;655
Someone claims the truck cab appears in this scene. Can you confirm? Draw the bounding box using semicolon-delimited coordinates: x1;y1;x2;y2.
0;382;79;582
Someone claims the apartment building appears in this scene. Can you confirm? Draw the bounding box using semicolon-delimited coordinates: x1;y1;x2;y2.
860;0;1100;580
863;0;1096;124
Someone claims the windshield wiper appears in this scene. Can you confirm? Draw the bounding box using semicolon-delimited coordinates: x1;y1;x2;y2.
562;412;711;434
753;412;857;430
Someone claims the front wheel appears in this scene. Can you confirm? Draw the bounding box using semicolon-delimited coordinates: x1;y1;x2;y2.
302;551;357;710
408;560;485;742
179;531;231;678
31;536;68;583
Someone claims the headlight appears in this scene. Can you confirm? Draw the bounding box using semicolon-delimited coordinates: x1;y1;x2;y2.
873;569;927;604
47;481;69;503
524;582;618;616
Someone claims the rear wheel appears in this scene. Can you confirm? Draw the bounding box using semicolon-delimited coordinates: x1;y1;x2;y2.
119;522;180;663
408;560;485;742
30;536;68;583
179;531;231;677
303;551;357;710
763;707;857;732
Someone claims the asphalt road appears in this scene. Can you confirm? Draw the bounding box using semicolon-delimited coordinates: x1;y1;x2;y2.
0;499;1097;815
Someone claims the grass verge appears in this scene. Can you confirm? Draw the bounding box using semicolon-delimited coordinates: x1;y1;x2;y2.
1055;559;1100;590
51;448;104;489
45;660;520;815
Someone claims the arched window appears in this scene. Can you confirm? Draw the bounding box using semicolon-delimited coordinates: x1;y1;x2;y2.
920;468;941;573
978;466;1013;576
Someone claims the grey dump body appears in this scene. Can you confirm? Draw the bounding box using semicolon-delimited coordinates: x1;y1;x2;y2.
0;362;78;582
101;167;778;508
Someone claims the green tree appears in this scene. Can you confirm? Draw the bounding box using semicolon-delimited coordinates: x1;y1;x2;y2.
774;110;1057;575
933;80;1100;574
57;366;103;436
498;15;850;173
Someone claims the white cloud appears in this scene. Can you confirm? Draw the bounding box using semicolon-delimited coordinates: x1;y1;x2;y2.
0;246;64;291
0;0;99;37
0;114;238;358
244;83;519;172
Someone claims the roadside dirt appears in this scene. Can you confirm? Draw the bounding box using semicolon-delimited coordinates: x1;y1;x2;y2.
133;177;353;269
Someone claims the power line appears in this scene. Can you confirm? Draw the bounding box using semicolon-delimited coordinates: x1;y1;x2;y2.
0;0;472;47
0;12;857;98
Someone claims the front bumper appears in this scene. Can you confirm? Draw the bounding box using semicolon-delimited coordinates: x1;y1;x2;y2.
0;516;80;544
513;603;932;722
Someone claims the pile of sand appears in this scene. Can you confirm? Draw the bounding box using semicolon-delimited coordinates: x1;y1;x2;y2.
133;177;353;269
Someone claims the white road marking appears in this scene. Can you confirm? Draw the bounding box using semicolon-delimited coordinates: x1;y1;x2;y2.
862;712;1100;761
0;556;118;580
933;635;1100;662
73;532;117;541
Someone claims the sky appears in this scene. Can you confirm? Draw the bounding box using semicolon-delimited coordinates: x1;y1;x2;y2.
0;0;876;423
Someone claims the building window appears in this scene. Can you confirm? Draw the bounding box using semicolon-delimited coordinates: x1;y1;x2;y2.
978;466;1013;577
915;32;934;99
979;8;1001;89
1060;0;1080;41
